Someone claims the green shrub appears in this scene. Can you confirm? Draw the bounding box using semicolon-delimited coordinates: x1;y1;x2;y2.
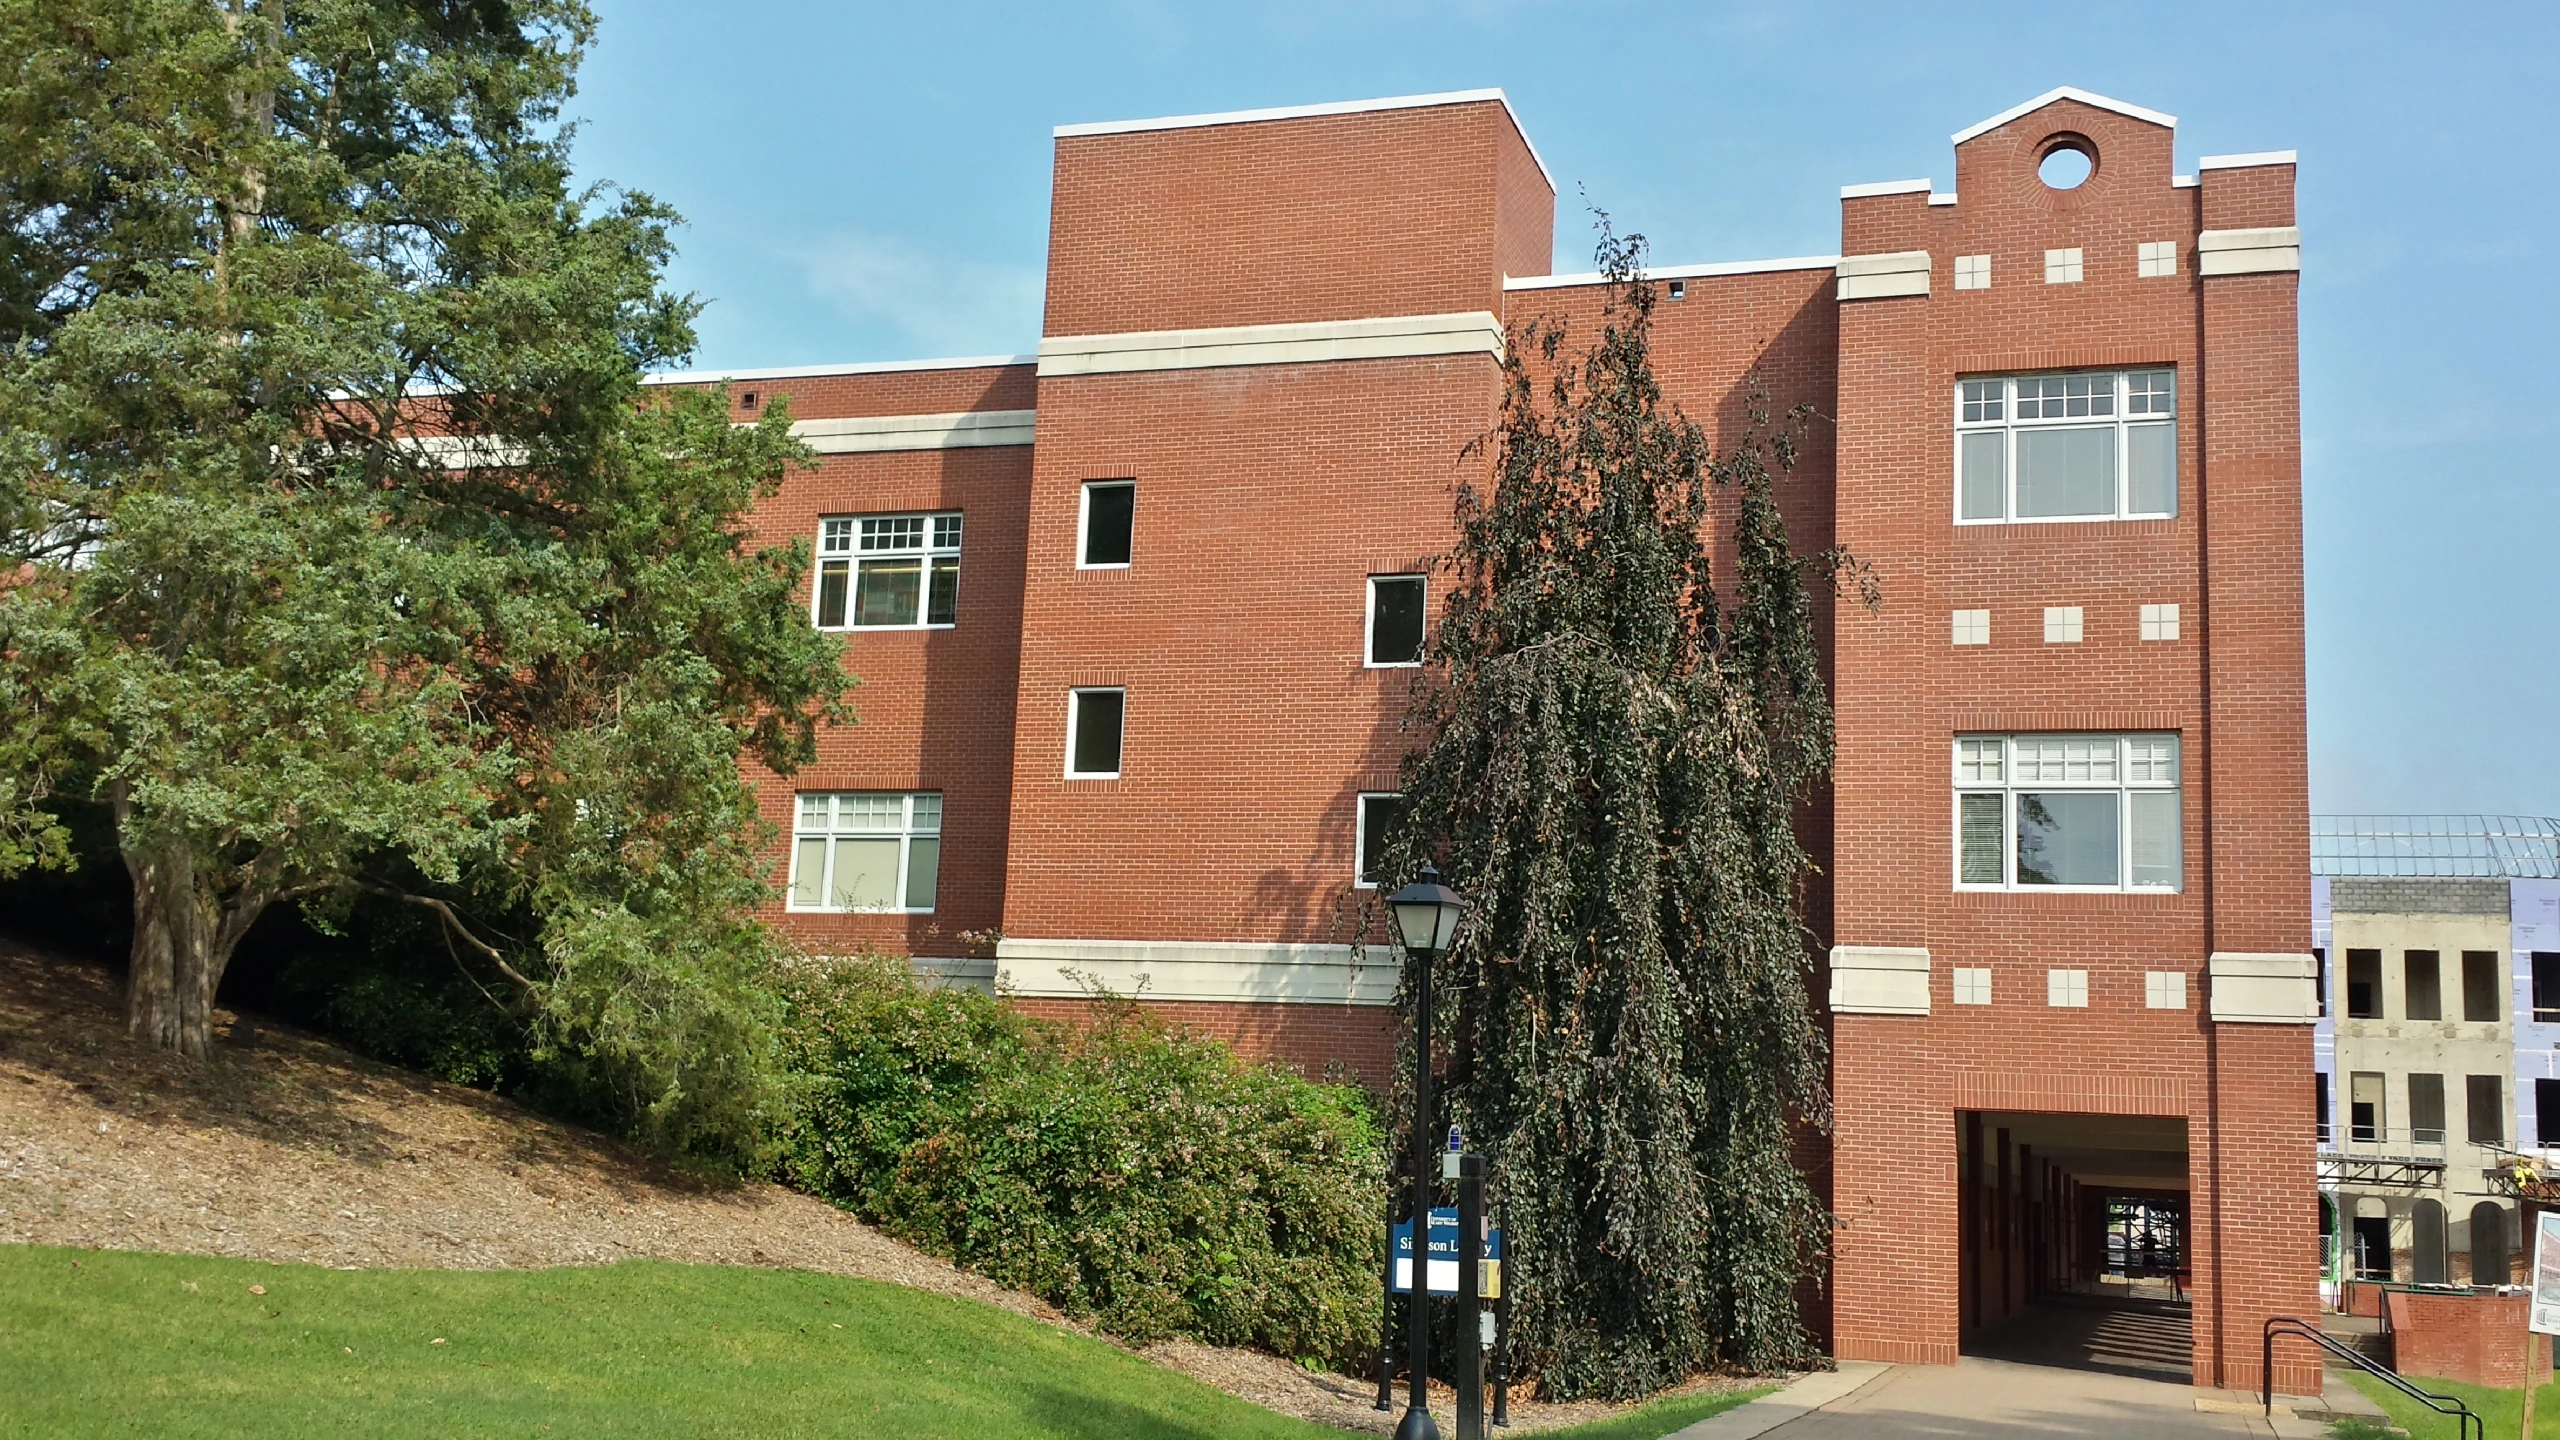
772;956;1386;1367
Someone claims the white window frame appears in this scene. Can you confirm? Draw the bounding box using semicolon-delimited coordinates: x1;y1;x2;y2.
814;512;963;630
1953;967;1993;1005
2044;248;2083;284
2043;606;2083;644
1365;574;1427;669
1952;733;2184;894
1354;792;1405;889
1065;687;1125;780
1951;609;1990;646
2047;969;2090;1007
786;791;943;914
1953;370;2178;525
1076;481;1135;570
2140;603;2181;641
2146;971;2187;1009
2137;241;2179;278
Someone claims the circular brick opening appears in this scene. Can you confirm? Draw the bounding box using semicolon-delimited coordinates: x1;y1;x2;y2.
2037;134;2097;190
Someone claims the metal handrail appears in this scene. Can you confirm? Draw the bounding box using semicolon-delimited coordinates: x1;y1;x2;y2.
2263;1316;2481;1440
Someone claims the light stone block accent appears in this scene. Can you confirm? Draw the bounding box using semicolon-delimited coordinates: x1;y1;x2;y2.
1829;946;1931;1016
1834;251;1932;301
2208;952;2321;1023
2198;227;2302;276
791;409;1037;453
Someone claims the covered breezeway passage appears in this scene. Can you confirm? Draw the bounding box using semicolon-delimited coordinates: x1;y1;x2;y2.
1958;1110;2197;1382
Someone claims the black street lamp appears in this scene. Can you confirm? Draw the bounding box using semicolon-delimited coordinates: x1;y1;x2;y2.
1388;865;1465;1440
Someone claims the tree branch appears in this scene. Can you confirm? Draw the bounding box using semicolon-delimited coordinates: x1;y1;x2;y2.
354;883;540;992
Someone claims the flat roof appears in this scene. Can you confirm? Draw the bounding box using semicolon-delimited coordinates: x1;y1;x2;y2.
1054;87;1555;193
643;354;1036;386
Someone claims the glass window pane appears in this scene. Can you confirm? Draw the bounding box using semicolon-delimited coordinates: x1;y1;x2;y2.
821;519;854;554
2016;792;2120;885
2015;428;2117;518
1370;577;1425;664
829;837;902;910
861;516;924;551
2128;423;2176;515
1959;431;2006;520
838;794;902;830
855;558;922;625
903;837;940;911
2129;791;2182;889
1959;794;2005;884
1360;794;1408;885
797;794;831;829
910;793;942;833
1071;690;1124;775
791;837;828;907
816;560;850;628
927;556;960;625
1083;483;1135;566
931;514;963;549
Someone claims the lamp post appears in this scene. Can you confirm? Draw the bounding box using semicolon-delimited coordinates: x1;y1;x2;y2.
1388;865;1464;1440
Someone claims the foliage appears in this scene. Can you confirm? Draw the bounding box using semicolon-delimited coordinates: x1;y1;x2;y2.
771;956;1387;1367
0;1245;1346;1440
0;0;846;1168
1380;225;1860;1398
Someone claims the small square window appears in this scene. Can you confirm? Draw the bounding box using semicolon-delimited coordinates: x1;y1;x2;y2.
1079;482;1135;568
2140;603;2181;641
1067;688;1125;778
1954;254;1991;291
2048;969;2089;1008
1953;967;1993;1005
1367;575;1426;667
2043;606;2083;644
2146;971;2187;1009
2137;241;2178;278
1952;609;1990;646
2045;248;2084;284
1356;793;1408;888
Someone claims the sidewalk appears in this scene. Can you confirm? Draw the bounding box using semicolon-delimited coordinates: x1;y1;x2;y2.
1664;1357;2377;1439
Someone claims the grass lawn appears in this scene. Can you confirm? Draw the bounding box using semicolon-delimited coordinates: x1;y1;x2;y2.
0;1244;1766;1440
2338;1370;2560;1439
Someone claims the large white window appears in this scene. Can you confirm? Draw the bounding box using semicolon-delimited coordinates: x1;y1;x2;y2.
789;792;942;912
1955;370;2177;524
815;513;962;629
1954;734;2182;892
1366;576;1426;667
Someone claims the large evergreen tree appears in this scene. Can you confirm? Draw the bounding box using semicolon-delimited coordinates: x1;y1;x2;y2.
1387;230;1863;1397
0;0;844;1165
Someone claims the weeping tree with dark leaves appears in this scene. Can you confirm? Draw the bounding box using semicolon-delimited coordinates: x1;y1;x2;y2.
1383;228;1866;1399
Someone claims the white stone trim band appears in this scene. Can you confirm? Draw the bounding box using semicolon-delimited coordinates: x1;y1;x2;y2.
1036;312;1506;378
1840;177;1933;200
2207;952;2319;1024
1836;251;1933;301
1506;255;1840;291
792;409;1035;453
1951;87;2176;146
1829;945;1931;1016
646;354;1035;385
2197;227;2301;276
994;937;1401;1006
2196;150;2297;171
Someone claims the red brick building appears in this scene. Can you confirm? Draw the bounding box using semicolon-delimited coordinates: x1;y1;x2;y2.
680;86;2318;1390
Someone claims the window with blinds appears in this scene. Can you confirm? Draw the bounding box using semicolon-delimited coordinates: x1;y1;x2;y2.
787;792;942;912
1952;734;2182;892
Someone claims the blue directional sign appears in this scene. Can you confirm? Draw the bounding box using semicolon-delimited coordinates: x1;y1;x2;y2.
1391;1208;1503;1295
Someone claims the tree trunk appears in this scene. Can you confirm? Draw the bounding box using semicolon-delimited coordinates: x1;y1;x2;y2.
119;831;267;1059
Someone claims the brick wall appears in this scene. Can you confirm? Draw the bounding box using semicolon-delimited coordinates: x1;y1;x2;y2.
2384;1290;2552;1388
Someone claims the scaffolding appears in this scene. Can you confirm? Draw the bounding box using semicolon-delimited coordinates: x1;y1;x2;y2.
2312;815;2560;880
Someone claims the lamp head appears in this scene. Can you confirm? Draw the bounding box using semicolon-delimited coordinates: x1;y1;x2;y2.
1387;865;1464;957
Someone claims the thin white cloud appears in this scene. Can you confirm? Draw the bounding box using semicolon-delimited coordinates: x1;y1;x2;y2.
795;234;1044;357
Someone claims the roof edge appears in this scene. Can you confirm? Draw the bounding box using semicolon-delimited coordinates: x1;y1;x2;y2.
643;354;1037;386
1840;177;1932;200
1951;86;2177;146
2197;149;2298;170
1054;88;1555;192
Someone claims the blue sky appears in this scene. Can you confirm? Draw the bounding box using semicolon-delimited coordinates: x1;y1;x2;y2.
571;1;2559;818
